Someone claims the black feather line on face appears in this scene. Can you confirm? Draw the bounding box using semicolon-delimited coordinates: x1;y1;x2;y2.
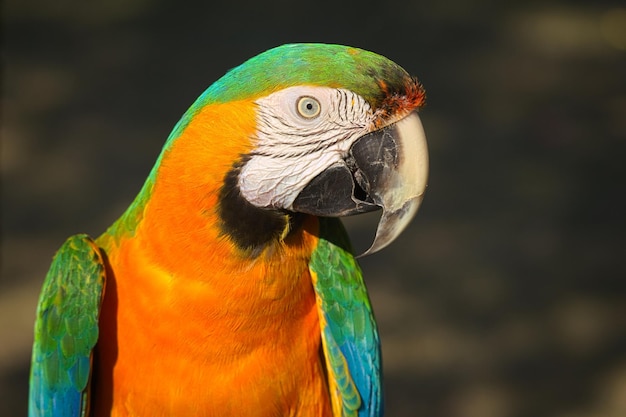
217;158;299;257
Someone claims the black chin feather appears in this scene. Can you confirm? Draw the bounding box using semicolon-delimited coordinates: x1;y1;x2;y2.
217;161;292;256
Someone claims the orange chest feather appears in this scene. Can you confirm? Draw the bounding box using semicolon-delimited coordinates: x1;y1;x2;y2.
95;227;331;416
95;244;331;416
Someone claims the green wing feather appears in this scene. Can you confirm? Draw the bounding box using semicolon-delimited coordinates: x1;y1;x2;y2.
309;217;383;417
29;234;106;417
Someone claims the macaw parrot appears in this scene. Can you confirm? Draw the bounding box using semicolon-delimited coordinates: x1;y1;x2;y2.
29;43;428;417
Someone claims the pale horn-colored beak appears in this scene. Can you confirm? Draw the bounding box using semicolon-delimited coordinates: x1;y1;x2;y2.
350;111;429;256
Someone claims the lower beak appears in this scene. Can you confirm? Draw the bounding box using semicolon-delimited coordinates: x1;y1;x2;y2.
291;111;429;256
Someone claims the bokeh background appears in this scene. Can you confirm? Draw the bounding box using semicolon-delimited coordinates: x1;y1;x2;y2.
2;1;626;416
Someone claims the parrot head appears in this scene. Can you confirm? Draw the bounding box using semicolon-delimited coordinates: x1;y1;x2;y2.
163;43;428;256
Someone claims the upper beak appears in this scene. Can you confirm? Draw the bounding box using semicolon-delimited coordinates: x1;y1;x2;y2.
291;111;429;256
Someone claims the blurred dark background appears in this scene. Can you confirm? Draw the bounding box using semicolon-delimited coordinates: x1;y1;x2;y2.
2;1;626;416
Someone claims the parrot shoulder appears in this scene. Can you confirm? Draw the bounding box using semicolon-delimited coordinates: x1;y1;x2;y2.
29;234;106;417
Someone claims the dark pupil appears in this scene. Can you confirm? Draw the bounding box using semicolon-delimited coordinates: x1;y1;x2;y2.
306;103;313;110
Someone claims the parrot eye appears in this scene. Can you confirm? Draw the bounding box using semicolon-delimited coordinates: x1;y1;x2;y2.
296;96;321;119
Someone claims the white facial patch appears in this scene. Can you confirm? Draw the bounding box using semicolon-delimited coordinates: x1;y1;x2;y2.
238;86;374;210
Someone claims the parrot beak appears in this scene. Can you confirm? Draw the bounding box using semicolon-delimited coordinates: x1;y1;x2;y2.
291;111;428;256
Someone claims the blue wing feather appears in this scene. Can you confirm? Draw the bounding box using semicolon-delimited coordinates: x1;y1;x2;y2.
310;217;383;417
29;234;106;417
